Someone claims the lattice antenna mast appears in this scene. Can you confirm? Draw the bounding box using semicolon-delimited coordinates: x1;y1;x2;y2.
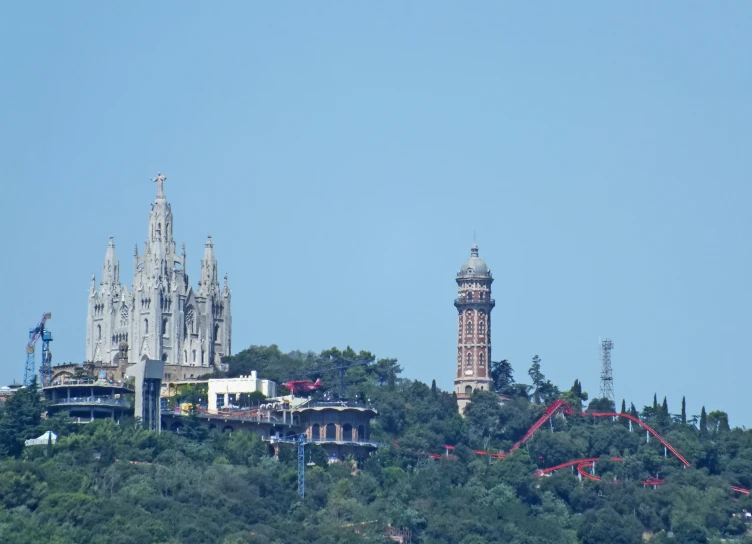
599;339;614;403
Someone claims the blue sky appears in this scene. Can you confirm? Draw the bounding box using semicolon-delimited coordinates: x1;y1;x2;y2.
1;3;750;425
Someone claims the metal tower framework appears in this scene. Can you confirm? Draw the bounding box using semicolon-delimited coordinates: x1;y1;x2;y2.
24;313;53;386
297;434;306;499
599;338;614;403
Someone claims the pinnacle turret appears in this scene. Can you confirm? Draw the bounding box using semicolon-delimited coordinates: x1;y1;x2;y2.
101;237;120;288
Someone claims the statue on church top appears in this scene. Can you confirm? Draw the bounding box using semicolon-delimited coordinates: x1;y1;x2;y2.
152;172;167;198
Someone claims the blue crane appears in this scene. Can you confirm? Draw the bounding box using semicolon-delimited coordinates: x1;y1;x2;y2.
24;312;53;387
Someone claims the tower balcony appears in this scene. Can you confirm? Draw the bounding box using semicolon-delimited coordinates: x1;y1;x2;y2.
454;296;495;308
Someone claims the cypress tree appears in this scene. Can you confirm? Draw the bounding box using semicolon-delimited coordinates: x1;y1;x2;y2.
653;393;658;410
431;379;437;396
699;406;707;434
662;396;669;415
681;396;686;425
621;399;626;414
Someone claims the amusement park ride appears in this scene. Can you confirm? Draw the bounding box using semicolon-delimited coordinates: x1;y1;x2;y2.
397;398;750;496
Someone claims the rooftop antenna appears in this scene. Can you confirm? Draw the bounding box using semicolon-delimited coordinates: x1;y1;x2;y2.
599;338;614;404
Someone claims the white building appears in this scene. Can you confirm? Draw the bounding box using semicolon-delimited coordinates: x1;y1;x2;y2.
207;372;277;412
85;173;232;381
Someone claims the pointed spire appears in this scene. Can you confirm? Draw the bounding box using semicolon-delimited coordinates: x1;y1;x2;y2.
90;273;96;293
198;235;218;295
102;237;120;287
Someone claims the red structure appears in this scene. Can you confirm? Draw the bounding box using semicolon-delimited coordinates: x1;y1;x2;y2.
453;243;495;413
283;378;322;394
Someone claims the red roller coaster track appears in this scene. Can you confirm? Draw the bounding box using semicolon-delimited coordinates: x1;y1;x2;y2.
395;399;751;495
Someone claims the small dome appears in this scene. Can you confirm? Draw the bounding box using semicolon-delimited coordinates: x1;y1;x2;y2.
458;244;491;278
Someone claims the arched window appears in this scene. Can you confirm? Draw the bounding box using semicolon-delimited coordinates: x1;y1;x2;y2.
184;351;188;364
479;352;485;367
326;423;336;440
97;324;101;341
312;423;320;440
467;292;473;301
192;350;196;363
479;319;485;335
465;385;473;396
214;324;220;342
466;352;473;367
144;319;149;334
162;318;168;336
480;292;485;300
201;350;205;365
157;222;161;238
466;320;473;335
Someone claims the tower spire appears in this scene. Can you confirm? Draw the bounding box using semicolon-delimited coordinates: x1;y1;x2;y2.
102;237;120;287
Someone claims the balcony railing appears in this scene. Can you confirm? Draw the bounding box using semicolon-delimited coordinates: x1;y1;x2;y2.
50;396;131;408
454;297;495;305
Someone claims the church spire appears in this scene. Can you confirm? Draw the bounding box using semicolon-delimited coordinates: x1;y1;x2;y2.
198;235;218;295
102;237;120;288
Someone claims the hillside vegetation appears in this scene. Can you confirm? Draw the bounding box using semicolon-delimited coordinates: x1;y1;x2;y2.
0;346;750;544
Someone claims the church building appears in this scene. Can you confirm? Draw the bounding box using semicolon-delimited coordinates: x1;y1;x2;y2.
454;243;495;413
85;173;232;381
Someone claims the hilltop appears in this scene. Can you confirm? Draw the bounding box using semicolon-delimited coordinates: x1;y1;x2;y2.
0;345;750;544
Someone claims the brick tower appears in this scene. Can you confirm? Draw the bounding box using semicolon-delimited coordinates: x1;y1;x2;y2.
454;243;495;413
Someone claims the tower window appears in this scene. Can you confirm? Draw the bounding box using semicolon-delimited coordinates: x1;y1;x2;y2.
466;352;473;367
162;318;168;336
144;319;149;334
466;321;473;335
157;222;162;238
467;292;473;301
97;324;101;341
479;320;485;335
480;292;485;300
465;385;473;396
192;350;196;363
214;324;220;342
479;353;485;367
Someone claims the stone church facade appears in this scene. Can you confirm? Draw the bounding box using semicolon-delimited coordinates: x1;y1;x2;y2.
85;173;232;381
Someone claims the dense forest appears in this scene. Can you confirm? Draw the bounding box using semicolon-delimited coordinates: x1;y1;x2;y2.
0;345;750;544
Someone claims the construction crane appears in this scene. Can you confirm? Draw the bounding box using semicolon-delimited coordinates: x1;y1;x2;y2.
24;313;53;387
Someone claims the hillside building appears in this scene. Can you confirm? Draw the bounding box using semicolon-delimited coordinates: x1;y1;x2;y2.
85;173;232;382
454;243;495;413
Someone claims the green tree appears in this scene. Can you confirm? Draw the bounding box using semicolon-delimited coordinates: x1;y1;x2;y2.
528;355;544;405
699;406;707;435
681;396;687;425
0;377;45;457
490;360;514;394
707;410;730;433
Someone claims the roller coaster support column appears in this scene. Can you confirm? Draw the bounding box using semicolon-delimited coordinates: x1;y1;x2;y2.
664;446;667;457
646;430;649;443
629;420;632;432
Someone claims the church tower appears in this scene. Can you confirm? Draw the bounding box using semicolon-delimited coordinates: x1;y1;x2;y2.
454;243;495;413
86;173;232;381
